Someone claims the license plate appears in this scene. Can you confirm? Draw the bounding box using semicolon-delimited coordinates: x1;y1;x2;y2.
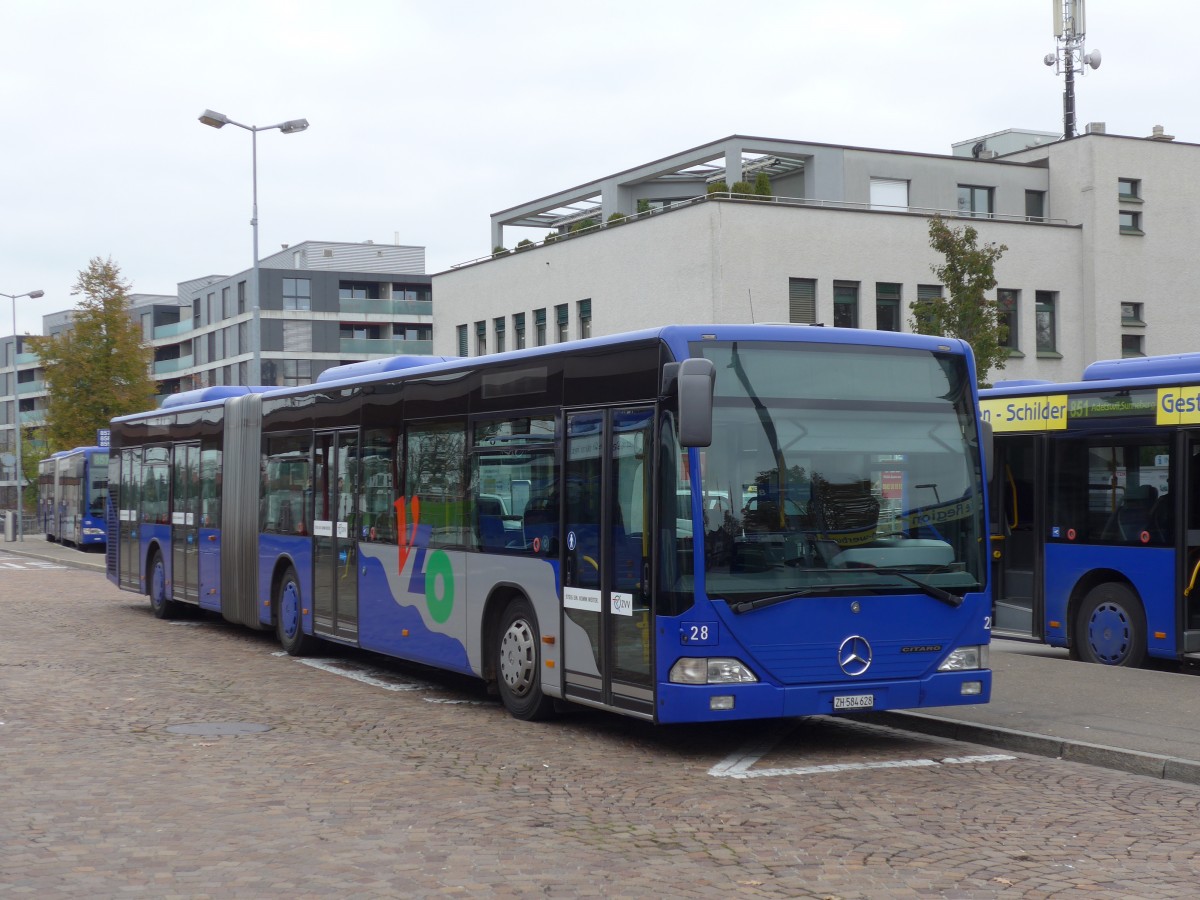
833;693;874;710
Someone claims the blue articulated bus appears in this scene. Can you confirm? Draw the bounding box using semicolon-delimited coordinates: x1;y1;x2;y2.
983;352;1200;667
38;445;108;548
107;325;992;723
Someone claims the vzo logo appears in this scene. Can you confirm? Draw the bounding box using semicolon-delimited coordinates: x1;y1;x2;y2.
394;496;454;623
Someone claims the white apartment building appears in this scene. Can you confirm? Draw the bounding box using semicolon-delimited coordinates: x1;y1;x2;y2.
433;128;1192;382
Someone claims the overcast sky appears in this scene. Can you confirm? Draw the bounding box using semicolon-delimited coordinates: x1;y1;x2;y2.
0;0;1188;335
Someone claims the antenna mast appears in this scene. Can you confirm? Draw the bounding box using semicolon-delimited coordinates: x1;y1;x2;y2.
1043;0;1102;139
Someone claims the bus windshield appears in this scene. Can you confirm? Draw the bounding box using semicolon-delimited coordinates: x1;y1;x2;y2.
691;341;985;605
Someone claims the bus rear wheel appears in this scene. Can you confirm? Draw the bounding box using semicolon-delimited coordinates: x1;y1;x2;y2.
1074;583;1146;668
495;597;555;721
148;550;180;620
276;566;315;656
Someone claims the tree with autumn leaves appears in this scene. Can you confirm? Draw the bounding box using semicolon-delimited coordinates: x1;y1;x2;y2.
30;257;155;452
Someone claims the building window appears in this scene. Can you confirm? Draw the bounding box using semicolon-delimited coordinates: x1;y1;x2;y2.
1035;291;1057;353
1121;334;1145;358
282;278;311;311
1118;178;1141;200
475;320;487;356
578;299;592;339
875;283;902;332
1119;210;1143;234
494;317;506;354
957;185;994;218
237;280;246;314
192;296;200;325
456;324;468;357
555;304;569;342
514;313;526;350
788;278;816;324
997;289;1020;351
338;281;381;300
869;178;909;211
1025;190;1045;222
281;359;313;387
206;292;215;323
833;281;859;328
1121;302;1144;326
535;309;546;346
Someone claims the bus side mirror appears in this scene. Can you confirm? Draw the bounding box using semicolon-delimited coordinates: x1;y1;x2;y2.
678;358;716;448
981;419;994;485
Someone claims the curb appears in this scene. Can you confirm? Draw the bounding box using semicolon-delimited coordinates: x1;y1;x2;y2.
0;541;107;572
859;710;1200;786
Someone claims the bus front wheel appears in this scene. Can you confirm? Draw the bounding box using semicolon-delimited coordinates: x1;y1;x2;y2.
148;550;180;620
495;597;555;721
1074;583;1146;668
276;566;315;656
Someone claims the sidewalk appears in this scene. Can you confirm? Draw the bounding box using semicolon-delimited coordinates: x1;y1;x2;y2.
6;536;1199;783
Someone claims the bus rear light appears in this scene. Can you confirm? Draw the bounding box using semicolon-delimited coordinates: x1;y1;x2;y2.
669;657;758;685
938;645;988;671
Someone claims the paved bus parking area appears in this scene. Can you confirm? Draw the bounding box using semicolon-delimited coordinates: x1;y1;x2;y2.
6;543;1200;896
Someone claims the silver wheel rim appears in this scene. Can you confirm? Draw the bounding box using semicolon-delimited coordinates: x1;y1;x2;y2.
499;617;537;697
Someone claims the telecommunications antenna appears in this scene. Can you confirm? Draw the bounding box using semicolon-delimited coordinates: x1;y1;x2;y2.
1043;0;1102;139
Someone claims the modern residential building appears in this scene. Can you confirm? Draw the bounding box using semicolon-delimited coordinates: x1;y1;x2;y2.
433;127;1193;382
2;240;433;510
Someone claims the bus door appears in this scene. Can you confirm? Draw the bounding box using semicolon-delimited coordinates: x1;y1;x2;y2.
1182;433;1200;638
991;434;1042;638
170;442;201;603
313;429;359;642
562;407;654;717
118;448;141;591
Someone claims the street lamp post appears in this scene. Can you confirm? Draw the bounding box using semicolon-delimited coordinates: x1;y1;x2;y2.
2;288;45;540
199;109;309;386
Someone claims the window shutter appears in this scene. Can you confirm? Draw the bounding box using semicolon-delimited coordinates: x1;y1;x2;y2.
788;278;817;324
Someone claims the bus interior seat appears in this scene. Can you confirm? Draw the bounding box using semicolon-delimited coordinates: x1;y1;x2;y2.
478;515;509;551
1117;484;1157;540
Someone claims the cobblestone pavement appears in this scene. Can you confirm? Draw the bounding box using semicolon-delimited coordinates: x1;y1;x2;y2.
5;563;1200;898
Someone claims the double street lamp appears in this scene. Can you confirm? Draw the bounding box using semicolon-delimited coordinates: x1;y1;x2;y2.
198;109;309;386
2;288;45;540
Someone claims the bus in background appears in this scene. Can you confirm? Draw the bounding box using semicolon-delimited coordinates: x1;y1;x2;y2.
107;325;992;724
38;446;108;549
983;353;1200;668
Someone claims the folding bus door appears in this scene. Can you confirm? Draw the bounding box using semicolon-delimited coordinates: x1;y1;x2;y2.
170;442;200;603
562;407;655;717
313;429;359;642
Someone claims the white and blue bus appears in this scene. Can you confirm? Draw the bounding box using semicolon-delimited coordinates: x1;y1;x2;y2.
107;325;992;723
985;353;1200;668
38;445;108;548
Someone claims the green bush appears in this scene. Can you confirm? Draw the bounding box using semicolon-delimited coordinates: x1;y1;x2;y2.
636;199;651;214
607;212;627;225
731;180;755;196
492;245;509;257
754;172;772;196
516;238;534;251
707;181;728;195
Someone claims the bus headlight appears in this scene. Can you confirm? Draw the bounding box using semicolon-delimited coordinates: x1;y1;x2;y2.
669;657;759;684
938;645;989;671
83;528;105;536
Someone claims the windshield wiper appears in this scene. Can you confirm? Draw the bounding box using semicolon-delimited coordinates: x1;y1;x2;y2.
728;583;865;615
869;569;967;608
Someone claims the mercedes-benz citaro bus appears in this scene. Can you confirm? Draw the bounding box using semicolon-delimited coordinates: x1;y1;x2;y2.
107;325;992;723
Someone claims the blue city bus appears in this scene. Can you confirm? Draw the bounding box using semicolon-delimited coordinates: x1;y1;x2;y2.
107;325;992;723
38;445;108;548
983;352;1200;667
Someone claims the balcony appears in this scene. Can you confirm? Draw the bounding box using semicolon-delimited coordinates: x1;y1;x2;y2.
19;409;45;426
339;338;433;356
153;320;195;340
153;355;194;375
15;352;40;366
340;298;432;318
16;380;45;395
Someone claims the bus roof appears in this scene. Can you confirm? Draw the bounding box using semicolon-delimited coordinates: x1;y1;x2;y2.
117;324;973;422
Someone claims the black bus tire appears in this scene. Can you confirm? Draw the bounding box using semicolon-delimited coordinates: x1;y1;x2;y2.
148;549;179;620
1074;582;1147;668
276;566;315;656
495;597;555;721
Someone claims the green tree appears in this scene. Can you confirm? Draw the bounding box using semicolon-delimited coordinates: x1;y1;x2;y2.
910;215;1009;387
29;257;154;451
